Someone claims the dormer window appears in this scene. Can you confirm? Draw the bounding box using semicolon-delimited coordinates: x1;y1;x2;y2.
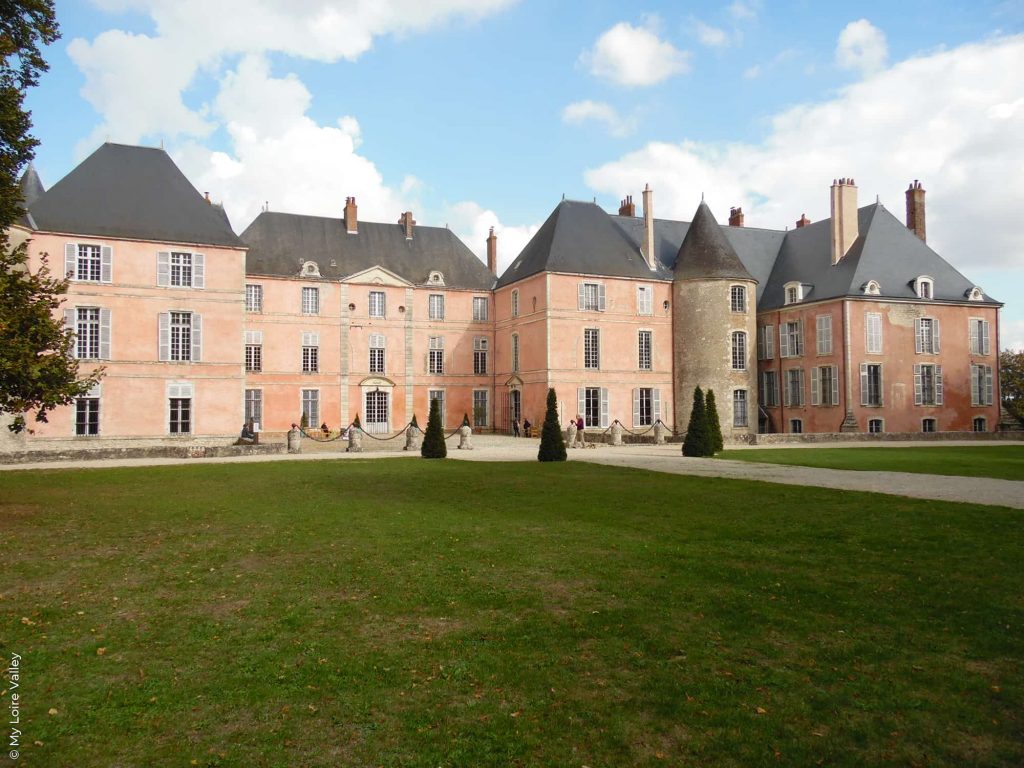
914;276;934;299
862;280;881;296
783;282;802;305
428;271;445;286
302;261;320;278
966;286;984;301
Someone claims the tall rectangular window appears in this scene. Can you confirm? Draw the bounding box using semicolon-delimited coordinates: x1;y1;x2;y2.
369;290;386;318
245;343;262;372
916;317;939;354
635;387;660;427
473;297;488;322
302;287;319;315
473;390;488;427
584;328;600;370
76;244;102;282
969;319;990;355
369;333;385;374
785;368;804;407
511;289;519;317
245;284;263;312
428;336;444;374
429;294;445;320
511;334;520;373
429;390;445;425
170;311;192;361
301;389;319;426
578;282;605;311
169;397;191;434
760;371;780;407
811;365;839;406
170;251;193;287
861;363;883;406
780;321;803;357
76;307;101;359
75;396;100;436
730;285;746;313
914;363;943;406
473;337;488;375
757;325;774;360
637;285;653;316
584;387;601;427
244;389;263;427
971;364;993;406
865;313;883;354
731;331;747;370
638;330;652;370
816;315;833;355
302;331;319;373
733;390;748;427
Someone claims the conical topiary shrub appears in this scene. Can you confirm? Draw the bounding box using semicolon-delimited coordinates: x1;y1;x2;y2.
421;397;447;458
705;388;724;454
410;414;419;430
538;388;567;462
682;387;709;457
352;414;361;429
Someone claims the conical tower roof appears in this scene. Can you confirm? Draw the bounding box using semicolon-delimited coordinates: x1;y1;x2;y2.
673;201;755;282
19;162;45;207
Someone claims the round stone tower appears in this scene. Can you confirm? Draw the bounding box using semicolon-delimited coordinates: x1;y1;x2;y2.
672;202;758;442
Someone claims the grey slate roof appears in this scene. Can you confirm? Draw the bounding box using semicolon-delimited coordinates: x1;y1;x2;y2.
19;163;45;207
497;197;999;307
26;143;244;249
241;211;495;290
673;201;754;282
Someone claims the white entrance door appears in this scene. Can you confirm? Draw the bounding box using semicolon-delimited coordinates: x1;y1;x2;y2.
365;390;390;434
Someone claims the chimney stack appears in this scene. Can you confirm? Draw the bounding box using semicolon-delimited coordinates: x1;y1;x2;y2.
486;226;497;274
830;177;859;265
618;195;636;217
344;197;358;234
398;210;416;240
796;213;811;228
204;192;212;205
905;180;926;242
728;206;744;227
641;184;655;270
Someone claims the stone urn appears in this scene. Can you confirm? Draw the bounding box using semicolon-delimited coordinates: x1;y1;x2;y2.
653;421;668;444
458;424;473;450
610;421;623;446
566;422;577;448
287;425;301;454
347;426;363;453
404;424;423;451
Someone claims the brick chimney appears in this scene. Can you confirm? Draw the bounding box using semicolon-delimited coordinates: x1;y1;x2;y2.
398;211;415;240
830;178;859;265
618;195;636;217
796;213;811;228
728;206;744;227
905;180;926;242
641;184;655;270
344;196;358;234
486;226;497;274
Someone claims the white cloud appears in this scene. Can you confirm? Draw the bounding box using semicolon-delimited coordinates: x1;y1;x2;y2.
445;201;540;273
694;20;729;48
742;47;798;79
582;36;1024;279
580;19;691;87
836;19;889;75
561;100;637;137
1002;318;1024;351
728;1;759;22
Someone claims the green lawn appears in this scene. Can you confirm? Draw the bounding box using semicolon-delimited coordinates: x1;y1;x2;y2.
1;460;1022;767
717;445;1024;481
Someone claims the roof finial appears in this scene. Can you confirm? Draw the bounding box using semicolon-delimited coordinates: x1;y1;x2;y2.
701;191;705;202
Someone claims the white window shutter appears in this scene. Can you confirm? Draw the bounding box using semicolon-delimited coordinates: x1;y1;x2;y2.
878;367;883;405
860;363;868;406
971;366;980;406
100;246;113;283
653;389;661;422
191;313;203;362
99;309;111;359
935;365;943;405
985;366;993;405
933;319;941;352
577;283;585;310
193;253;205;289
969;320;978;354
913;364;922;405
600;388;609;428
780;326;790;358
766;326;773;359
830;366;839;406
632;389;640;426
798;370;805;406
982;321;990;355
914;318;923;354
65;244;77;278
577;388;584;421
64;308;75;332
157;252;170;287
311;332;320;347
810;367;820;406
598;284;606;311
158;313;170;361
784;372;791;407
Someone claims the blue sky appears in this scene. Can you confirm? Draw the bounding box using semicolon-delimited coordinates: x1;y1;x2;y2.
25;1;1024;346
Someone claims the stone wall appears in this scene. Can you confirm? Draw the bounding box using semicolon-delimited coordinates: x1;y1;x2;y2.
751;430;1024;445
0;442;284;465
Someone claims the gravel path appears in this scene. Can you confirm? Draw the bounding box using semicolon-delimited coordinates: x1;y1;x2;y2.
2;438;1021;509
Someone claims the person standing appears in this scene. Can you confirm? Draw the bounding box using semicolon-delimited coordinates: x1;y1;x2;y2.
575;415;585;447
512;418;521;437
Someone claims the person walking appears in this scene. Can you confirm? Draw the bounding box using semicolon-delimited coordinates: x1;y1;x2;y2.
575;414;586;447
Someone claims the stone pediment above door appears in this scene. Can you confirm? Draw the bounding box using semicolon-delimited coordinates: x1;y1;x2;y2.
344;266;412;287
359;376;395;389
504;375;524;388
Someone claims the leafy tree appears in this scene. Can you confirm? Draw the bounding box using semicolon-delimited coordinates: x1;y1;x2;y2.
0;2;88;434
705;388;724;454
682;387;710;457
421;397;447;458
1000;348;1024;423
537;387;567;462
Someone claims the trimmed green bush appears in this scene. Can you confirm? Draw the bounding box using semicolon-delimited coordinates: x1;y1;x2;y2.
705;389;724;454
421;398;447;458
352;414;361;429
538;388;567;462
682;387;709;457
300;412;309;429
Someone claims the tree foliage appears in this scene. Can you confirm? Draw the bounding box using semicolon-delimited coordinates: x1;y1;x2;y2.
421;397;447;458
682;387;711;457
0;3;96;433
705;388;724;453
537;387;567;462
1000;348;1024;423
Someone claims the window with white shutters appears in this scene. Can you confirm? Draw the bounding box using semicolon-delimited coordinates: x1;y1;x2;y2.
369;333;385;374
760;371;780;407
860;363;883;406
633;387;660;427
731;331;746;370
865;313;883;354
473;337;488;375
780;321;802;357
66;243;112;283
578;282;605;311
757;325;774;360
579;387;609;428
301;287;319;315
784;368;804;407
971;364;993;406
914;364;943;406
810;365;839;406
733;390;748;427
245;331;262;372
369;291;386;318
637;285;653;316
167;382;193;434
584;328;600;369
163;311;200;362
915;318;940;354
301;332;319;373
638;330;652;370
969;319;990;355
428;336;444;374
429;294;445;320
816;315;832;355
74;307;101;359
473;297;488;322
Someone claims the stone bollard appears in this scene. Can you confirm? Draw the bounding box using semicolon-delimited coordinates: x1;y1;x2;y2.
404;424;423;451
287;426;302;454
610;421;623;446
347;426;363;453
458;424;473;450
566;422;577;448
653;421;668;445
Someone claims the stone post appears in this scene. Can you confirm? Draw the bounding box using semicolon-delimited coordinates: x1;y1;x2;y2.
287;425;301;454
653;421;668;444
458;424;473;450
347;426;363;453
566;422;577;448
404;424;423;451
610;421;623;446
